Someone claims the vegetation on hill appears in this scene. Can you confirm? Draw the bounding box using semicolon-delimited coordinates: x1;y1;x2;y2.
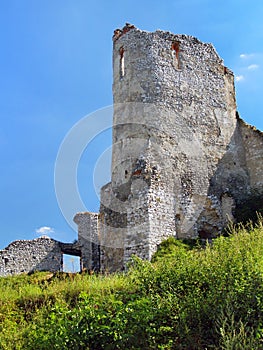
1;219;263;349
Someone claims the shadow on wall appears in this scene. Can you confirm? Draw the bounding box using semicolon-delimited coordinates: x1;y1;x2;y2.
202;118;263;236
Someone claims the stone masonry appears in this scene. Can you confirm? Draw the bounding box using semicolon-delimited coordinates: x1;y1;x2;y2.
75;24;263;272
1;24;262;276
0;237;63;276
0;237;81;276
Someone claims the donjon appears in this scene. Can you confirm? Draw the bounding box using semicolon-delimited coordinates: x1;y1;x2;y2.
74;24;263;272
1;24;262;276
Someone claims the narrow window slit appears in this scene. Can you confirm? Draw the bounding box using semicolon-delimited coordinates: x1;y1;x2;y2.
119;47;125;78
171;41;181;69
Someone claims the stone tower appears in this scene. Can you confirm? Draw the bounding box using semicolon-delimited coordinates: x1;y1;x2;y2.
74;24;263;272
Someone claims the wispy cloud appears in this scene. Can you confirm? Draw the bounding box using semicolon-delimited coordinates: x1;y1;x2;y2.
247;64;259;70
240;53;255;59
35;226;54;237
235;55;261;82
235;75;244;82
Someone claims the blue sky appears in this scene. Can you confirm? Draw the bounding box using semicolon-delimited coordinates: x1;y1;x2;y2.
0;0;262;249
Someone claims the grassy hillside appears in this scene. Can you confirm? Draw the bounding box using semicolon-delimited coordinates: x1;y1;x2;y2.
1;220;263;349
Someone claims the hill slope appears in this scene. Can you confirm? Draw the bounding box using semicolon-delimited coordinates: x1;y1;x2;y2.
1;220;263;349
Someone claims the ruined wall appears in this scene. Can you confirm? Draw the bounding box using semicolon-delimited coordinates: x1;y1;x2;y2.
108;25;239;265
74;212;100;271
0;237;63;276
4;26;260;276
99;182;126;272
74;25;263;272
123;147;176;264
3;27;261;276
239;119;263;190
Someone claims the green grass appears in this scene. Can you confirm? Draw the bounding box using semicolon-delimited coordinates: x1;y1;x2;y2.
1;219;263;349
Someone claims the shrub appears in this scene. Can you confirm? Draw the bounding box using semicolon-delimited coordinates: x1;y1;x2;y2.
1;222;263;349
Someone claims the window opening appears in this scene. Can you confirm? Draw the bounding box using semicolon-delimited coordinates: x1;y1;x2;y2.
119;46;125;78
171;41;181;69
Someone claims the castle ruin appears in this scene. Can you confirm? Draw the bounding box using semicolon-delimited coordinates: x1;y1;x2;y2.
75;24;263;272
1;24;262;275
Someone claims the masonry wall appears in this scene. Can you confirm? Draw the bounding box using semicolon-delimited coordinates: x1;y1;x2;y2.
74;212;100;271
109;25;239;265
75;25;263;272
99;183;126;272
2;27;261;276
239;119;263;190
0;237;63;276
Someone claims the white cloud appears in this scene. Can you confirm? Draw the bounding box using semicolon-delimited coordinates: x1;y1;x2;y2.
240;53;255;59
235;75;244;82
247;64;259;70
35;226;55;237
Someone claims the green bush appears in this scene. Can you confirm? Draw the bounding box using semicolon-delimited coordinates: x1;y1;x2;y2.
1;220;263;349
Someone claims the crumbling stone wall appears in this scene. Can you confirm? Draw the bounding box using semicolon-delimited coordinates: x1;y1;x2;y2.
99;183;126;272
74;25;262;272
0;237;63;276
100;24;239;269
74;212;100;271
239;118;263;190
4;25;261;276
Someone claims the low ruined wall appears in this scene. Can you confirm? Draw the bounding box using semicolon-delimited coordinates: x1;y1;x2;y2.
0;237;63;276
74;212;100;271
